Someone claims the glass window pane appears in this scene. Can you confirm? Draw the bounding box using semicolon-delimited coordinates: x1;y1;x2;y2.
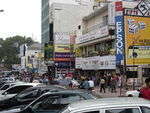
106;108;140;113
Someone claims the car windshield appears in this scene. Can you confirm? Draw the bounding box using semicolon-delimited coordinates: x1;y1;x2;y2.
0;84;10;90
16;88;39;99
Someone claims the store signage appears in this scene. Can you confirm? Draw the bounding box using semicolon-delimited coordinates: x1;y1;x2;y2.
77;26;109;44
75;58;82;69
124;16;150;65
55;45;70;53
124;0;150;17
55;53;74;58
108;2;115;25
76;56;116;70
115;1;124;66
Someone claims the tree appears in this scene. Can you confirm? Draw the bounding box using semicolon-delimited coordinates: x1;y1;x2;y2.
0;35;35;69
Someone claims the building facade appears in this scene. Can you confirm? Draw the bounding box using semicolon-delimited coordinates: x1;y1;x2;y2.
75;1;142;77
42;1;93;77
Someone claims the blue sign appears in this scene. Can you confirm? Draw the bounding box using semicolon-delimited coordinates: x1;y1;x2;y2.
115;15;124;65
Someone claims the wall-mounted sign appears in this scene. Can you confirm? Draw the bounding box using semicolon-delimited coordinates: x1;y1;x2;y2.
115;1;124;66
77;26;109;44
76;56;116;70
124;16;150;65
55;45;70;53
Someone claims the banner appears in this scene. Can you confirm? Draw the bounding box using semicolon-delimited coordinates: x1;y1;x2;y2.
115;1;124;66
124;16;150;65
55;45;70;53
55;53;74;58
76;56;116;70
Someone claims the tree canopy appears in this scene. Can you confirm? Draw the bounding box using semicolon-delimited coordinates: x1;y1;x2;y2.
0;35;35;69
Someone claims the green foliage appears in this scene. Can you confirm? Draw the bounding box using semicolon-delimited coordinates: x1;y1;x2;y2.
0;35;35;69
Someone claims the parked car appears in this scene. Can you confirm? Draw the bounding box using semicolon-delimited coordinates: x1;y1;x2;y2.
0;85;66;111
126;90;140;97
0;81;25;91
61;97;150;113
0;90;96;113
0;83;40;102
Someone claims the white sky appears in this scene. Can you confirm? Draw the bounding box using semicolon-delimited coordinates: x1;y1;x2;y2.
0;0;90;42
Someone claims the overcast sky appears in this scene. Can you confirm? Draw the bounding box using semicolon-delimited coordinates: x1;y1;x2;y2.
0;0;90;42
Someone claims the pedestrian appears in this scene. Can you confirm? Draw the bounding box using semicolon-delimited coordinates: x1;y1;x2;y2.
139;77;150;100
110;75;118;93
81;78;90;90
107;74;112;92
88;78;94;91
100;76;106;93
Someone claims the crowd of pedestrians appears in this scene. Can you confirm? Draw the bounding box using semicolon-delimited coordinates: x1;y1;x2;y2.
18;71;150;101
78;73;123;94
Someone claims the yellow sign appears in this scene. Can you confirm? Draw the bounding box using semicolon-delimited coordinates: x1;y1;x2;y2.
55;45;70;53
124;16;150;65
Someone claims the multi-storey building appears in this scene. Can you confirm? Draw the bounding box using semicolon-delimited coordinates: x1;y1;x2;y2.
75;1;140;77
42;1;93;76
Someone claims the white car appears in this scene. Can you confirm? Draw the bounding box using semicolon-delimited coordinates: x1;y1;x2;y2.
0;83;41;101
126;90;140;97
0;81;25;91
61;97;150;113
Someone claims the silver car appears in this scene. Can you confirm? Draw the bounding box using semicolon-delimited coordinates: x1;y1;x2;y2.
61;97;150;113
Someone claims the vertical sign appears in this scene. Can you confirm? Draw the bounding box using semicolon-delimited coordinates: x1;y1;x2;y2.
115;1;124;66
108;2;115;25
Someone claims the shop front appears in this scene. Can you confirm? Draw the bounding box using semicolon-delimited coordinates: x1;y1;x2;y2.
75;55;116;77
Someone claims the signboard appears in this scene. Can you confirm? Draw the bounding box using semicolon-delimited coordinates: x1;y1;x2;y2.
124;16;150;65
77;26;109;44
108;2;115;25
115;1;124;66
55;53;74;58
55;45;70;53
76;56;116;70
75;58;82;69
54;32;70;44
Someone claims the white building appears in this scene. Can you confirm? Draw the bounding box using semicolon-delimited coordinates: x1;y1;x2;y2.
20;43;42;72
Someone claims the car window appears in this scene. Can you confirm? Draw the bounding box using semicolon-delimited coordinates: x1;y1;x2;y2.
81;111;99;113
17;88;39;99
32;95;61;111
105;108;140;113
5;85;32;94
141;106;150;113
60;94;85;104
0;84;9;90
18;89;39;99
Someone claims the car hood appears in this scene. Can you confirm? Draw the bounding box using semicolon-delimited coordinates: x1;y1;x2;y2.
0;108;21;113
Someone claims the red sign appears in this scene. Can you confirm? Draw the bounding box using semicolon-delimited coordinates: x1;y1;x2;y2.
115;1;123;11
54;58;74;61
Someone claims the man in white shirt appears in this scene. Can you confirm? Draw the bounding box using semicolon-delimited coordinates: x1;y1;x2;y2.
88;78;94;90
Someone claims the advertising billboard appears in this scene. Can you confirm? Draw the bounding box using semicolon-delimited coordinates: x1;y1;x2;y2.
124;16;150;65
115;1;124;66
55;45;70;53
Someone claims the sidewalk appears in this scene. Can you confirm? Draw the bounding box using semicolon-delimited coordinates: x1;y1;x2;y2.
93;87;127;98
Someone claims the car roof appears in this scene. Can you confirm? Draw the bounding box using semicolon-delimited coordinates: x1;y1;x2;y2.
8;82;41;88
68;97;150;111
22;85;66;91
44;89;92;95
